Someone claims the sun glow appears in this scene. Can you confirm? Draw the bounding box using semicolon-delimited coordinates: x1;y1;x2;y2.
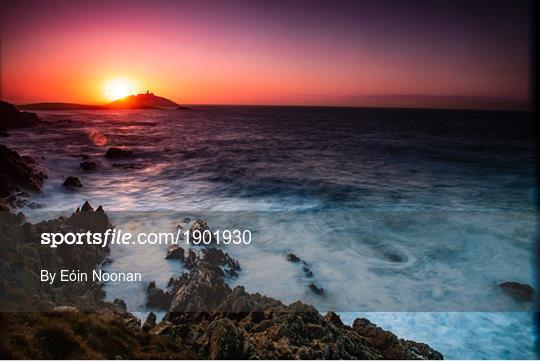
104;78;138;101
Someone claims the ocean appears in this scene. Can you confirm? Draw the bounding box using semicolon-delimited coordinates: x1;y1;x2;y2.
3;106;536;359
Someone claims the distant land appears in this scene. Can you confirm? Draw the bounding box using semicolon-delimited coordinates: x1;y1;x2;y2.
14;93;530;111
18;91;179;110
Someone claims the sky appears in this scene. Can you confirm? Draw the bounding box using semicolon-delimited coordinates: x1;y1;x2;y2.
0;0;533;109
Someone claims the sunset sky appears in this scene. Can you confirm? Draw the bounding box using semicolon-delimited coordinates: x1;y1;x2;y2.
0;0;532;109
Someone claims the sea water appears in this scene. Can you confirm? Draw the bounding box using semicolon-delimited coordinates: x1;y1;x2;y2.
5;106;536;359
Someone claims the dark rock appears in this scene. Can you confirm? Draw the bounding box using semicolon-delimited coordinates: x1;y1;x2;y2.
207;318;245;359
0;202;112;311
188;220;212;240
201;247;240;271
67;201;111;234
0;202;200;359
0;144;46;200
147;282;173;310
147;220;443;360
499;281;536;301
107;91;178;109
217;286;264;320
166;246;185;260
0;100;40;128
81;200;93;212
287;253;301;262
142;311;157;332
184;248;198;269
113;298;127;312
308;283;325;296
183;217;191;223
303;266;314;277
226;268;239;277
190;219;209;232
325;311;344;327
105;147;133;159
80;161;99;171
63;176;83;188
167;262;231;317
352;318;443;359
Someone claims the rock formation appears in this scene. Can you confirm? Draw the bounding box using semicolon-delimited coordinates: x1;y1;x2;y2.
0;100;40;129
107;91;178;109
105;147;133;158
63;176;83;188
142;240;443;360
0;144;46;207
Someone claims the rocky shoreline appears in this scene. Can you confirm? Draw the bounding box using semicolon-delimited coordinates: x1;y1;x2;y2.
144;240;443;359
0;99;534;359
0;197;443;359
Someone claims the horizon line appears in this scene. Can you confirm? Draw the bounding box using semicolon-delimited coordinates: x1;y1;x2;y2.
6;100;533;113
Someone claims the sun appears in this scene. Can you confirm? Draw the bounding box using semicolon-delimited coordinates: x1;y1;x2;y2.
104;78;138;101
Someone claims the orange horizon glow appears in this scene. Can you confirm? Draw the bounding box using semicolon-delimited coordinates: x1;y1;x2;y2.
103;78;140;101
0;1;531;110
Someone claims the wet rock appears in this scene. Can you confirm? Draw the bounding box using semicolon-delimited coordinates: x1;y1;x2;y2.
167;262;231;318
308;283;325;296
80;161;99;171
183;217;191;223
105;147;133;159
225;268;239;277
150;232;443;360
0;100;40;128
166;245;185;260
325;311;344;327
352;318;443;359
113;298;127;312
1;202;112;311
190;219;209;232
63;176;83;188
0;144;46;201
0;202;202;359
184;248;198;269
201;247;240;271
287;253;301;262
303;266;314;277
188;220;212;242
217;286;265;323
147;282;173;310
499;281;536;301
67;201;111;234
142;311;157;332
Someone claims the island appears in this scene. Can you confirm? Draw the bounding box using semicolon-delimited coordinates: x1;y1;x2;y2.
17;91;180;110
